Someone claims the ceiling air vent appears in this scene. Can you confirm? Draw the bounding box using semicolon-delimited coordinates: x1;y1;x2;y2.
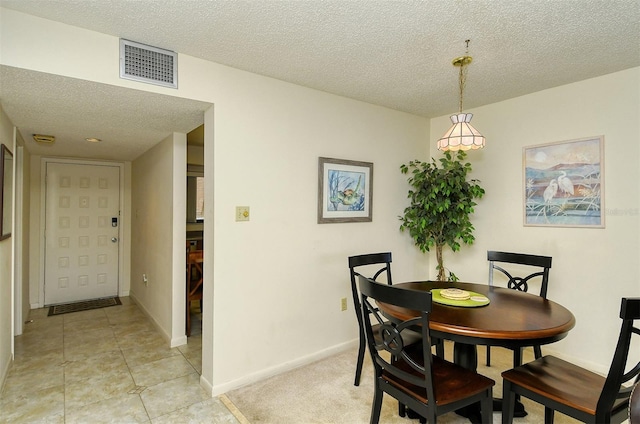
119;39;177;89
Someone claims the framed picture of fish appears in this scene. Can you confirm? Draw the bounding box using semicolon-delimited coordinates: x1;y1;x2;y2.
523;136;604;228
317;157;373;223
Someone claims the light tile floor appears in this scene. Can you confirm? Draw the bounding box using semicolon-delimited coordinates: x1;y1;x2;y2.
0;297;241;423
1;298;587;424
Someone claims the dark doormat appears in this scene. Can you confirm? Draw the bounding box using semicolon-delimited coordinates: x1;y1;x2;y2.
48;296;121;316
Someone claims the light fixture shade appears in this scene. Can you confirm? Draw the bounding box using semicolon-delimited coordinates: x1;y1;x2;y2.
437;113;485;151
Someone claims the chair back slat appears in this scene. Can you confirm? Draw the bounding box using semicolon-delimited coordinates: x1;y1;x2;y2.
598;298;640;420
488;250;552;298
349;252;393;269
488;251;552;268
348;252;393;321
349;252;392;284
359;273;431;315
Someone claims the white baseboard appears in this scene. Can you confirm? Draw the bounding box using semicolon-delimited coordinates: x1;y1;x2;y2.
200;373;214;396
0;353;13;397
202;340;605;398
128;293;183;347
171;335;187;348
542;345;608;375
209;339;358;396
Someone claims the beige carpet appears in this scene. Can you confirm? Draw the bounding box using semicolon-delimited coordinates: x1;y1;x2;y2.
226;341;582;423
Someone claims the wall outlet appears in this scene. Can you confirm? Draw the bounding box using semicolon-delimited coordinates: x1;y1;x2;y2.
143;273;148;286
341;297;347;311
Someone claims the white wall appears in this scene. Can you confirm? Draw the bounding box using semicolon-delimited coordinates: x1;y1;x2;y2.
0;106;15;391
430;68;640;373
6;7;636;396
1;8;431;393
204;66;430;392
131;132;187;346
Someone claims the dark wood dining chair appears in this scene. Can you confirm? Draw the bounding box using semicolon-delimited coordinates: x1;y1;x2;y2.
486;250;552;367
186;249;204;337
349;252;394;387
348;253;444;387
358;275;495;424
502;297;640;424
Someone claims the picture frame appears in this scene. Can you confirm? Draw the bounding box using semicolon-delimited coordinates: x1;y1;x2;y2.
317;157;373;223
0;143;13;241
523;136;604;228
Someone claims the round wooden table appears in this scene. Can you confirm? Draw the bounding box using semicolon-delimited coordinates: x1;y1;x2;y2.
378;281;575;363
377;281;576;420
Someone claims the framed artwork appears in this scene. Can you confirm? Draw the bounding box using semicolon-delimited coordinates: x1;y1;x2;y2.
317;157;373;223
523;136;604;228
0;144;13;241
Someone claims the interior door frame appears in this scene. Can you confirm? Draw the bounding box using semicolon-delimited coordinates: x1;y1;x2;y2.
38;157;126;307
14;144;23;336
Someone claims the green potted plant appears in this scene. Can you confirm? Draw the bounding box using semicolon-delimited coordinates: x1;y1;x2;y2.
399;150;485;281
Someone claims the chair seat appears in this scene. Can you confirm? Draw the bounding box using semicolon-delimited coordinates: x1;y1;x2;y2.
502;298;640;424
385;348;495;407
502;356;628;416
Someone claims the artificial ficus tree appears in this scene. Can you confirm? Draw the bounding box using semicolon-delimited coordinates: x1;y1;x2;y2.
399;150;485;281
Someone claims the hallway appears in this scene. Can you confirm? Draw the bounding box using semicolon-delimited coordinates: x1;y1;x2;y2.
0;297;241;423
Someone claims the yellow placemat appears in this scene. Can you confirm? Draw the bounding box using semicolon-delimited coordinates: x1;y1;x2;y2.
431;289;490;307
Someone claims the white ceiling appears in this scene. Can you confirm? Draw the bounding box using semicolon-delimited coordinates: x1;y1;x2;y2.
0;66;211;160
0;0;639;160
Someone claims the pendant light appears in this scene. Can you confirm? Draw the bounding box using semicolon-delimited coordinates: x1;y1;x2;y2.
437;40;485;151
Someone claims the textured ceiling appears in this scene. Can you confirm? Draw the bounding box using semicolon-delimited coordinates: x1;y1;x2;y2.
0;66;211;160
0;0;639;160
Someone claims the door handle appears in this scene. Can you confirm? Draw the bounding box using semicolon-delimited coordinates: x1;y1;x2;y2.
111;237;118;243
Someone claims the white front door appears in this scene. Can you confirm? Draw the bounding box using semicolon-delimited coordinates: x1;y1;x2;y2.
44;162;120;305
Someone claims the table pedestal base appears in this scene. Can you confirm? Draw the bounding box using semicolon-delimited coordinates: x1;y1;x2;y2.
452;342;528;421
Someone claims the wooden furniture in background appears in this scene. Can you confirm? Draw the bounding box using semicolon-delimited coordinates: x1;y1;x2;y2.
186;249;204;337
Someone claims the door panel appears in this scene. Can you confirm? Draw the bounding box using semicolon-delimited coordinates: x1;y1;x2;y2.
44;162;120;305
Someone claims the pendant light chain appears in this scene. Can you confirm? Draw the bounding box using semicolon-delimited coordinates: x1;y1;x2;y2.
458;62;467;113
458;39;470;113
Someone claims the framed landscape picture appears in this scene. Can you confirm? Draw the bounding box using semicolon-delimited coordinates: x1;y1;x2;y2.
523;136;604;228
317;157;373;223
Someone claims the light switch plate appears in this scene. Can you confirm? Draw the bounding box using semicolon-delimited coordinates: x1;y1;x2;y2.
236;206;250;221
